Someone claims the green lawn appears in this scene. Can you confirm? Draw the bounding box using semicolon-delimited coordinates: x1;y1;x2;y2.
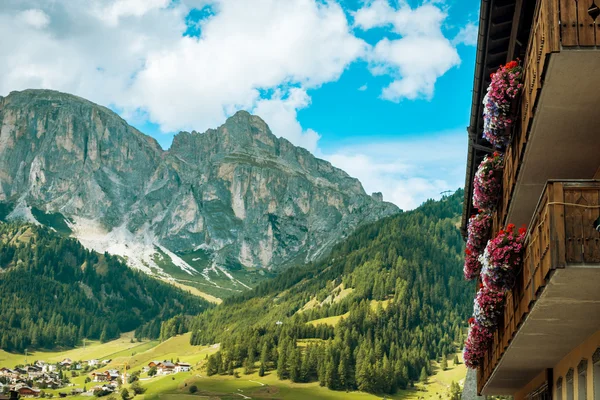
306;312;350;327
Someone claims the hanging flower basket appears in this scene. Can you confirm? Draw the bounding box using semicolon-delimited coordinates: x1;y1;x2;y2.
463;318;494;369
480;224;526;293
464;246;482;281
482;60;524;148
473;285;504;328
467;212;493;253
473;152;503;212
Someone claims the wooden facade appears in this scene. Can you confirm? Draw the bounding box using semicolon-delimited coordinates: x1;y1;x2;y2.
478;181;600;393
494;0;600;233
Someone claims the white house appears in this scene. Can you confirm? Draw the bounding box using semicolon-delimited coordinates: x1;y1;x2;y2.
156;362;175;375
174;363;191;373
87;359;99;367
42;364;57;373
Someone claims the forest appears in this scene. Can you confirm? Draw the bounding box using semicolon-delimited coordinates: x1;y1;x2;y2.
162;189;472;395
0;223;211;352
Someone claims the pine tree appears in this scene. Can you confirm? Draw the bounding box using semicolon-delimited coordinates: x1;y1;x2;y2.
453;354;460;365
277;340;288;380
419;366;428;382
206;355;218;376
441;358;448;371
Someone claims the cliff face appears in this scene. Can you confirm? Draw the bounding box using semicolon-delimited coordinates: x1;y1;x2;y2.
0;89;398;288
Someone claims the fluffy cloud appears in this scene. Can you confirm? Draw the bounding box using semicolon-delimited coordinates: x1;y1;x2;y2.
18;8;50;28
252;88;320;153
325;130;467;209
128;0;367;134
453;22;479;46
353;0;461;101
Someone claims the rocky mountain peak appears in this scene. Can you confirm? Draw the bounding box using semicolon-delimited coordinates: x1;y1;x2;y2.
0;89;399;294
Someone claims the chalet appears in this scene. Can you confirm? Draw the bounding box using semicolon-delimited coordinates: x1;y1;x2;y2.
59;358;72;367
147;361;160;368
174;362;191;373
91;371;110;382
25;366;43;379
12;384;40;397
41;364;56;373
156;362;175;375
107;369;120;381
101;359;112;365
86;359;99;367
462;0;600;398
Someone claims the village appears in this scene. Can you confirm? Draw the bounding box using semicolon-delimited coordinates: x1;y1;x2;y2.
0;358;192;398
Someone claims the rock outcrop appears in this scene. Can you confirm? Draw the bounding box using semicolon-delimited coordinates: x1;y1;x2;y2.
0;89;398;281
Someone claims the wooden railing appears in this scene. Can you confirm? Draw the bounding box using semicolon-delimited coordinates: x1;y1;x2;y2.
493;0;600;234
478;181;600;394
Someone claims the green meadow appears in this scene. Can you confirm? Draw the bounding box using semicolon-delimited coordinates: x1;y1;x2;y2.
0;332;466;400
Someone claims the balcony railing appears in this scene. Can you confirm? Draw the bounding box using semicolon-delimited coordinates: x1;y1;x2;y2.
478;181;600;393
493;0;600;234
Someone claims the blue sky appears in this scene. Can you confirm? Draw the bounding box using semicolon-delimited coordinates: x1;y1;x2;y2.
0;0;479;209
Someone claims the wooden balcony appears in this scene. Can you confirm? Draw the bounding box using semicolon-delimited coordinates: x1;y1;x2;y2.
493;0;600;235
478;181;600;395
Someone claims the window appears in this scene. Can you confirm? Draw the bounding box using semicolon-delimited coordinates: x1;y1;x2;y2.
527;382;551;400
593;347;600;400
567;368;575;400
558;376;564;400
579;359;588;400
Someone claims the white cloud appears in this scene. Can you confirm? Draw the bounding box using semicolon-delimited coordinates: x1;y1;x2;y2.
453;22;478;46
324;130;467;209
18;9;50;29
94;0;171;26
252;87;320;153
353;0;460;101
358;84;368;91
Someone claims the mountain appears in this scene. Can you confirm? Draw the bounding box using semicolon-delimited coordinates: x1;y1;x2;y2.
159;190;471;395
0;89;398;297
0;222;211;352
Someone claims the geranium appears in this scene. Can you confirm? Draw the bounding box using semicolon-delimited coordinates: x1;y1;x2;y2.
482;60;524;148
463;319;493;369
472;152;503;212
464;246;482;281
481;224;526;293
473;285;504;328
467;212;492;253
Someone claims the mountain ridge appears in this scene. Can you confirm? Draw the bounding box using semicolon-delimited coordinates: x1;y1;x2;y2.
0;89;398;296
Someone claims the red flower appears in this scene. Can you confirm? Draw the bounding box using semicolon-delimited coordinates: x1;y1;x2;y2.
507;223;515;231
466;248;472;255
518;227;526;235
468;317;475;325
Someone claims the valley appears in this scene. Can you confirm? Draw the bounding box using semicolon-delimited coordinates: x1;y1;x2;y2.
0;331;466;400
0;89;471;399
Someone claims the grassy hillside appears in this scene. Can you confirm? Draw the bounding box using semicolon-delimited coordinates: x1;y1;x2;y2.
154;190;473;397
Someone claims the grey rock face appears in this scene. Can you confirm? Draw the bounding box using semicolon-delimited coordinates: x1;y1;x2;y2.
0;89;398;272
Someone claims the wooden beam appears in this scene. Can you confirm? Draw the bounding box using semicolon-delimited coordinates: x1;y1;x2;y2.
506;0;523;61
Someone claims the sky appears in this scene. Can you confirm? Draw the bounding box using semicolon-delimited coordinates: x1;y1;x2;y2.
0;0;479;210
